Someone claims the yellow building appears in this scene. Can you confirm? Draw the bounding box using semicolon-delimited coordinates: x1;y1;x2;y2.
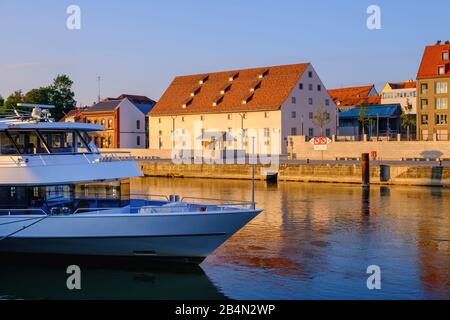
149;63;337;156
417;43;450;141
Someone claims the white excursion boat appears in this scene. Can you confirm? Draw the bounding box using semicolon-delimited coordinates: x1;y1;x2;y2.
0;104;262;264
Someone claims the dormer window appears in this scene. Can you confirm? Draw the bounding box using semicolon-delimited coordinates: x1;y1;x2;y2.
182;98;193;109
199;76;209;85
443;51;449;61
229;72;239;82
439;66;445;75
191;87;201;97
258;69;269;79
220;84;232;95
212;96;224;107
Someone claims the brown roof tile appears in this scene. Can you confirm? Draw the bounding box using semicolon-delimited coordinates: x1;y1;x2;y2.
150;63;309;116
328;85;379;107
417;44;450;79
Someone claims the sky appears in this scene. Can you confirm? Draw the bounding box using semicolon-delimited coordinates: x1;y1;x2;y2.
0;0;449;106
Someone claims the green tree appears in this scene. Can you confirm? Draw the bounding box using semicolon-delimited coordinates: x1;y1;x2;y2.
358;106;369;138
312;105;331;136
401;100;415;141
0;95;4;106
4;90;24;110
48;74;76;120
24;87;52;105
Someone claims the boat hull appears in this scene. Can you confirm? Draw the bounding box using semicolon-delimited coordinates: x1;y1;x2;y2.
0;210;261;264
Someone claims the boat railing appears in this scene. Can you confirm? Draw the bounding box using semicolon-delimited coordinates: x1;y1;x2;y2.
0;151;135;167
0;209;47;216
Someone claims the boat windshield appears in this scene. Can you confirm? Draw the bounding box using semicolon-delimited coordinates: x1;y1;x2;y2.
0;130;95;156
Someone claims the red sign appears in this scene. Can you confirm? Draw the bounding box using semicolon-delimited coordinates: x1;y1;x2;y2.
311;137;330;145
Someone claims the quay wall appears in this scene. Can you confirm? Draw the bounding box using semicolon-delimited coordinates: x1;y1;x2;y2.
138;162;450;187
287;137;450;161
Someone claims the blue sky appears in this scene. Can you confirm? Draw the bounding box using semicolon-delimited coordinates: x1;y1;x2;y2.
0;0;449;106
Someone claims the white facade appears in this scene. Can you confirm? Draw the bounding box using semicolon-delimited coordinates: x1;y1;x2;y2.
119;99;148;149
150;64;337;155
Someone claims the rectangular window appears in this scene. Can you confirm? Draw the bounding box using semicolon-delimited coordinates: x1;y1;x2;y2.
227;114;232;120
436;98;448;109
292;97;297;104
317;85;322;91
264;112;269;118
325;99;330;106
443;51;449;61
308;71;313;78
158;118;162;124
439;66;445;75
421;115;428;125
181;117;185;122
264;128;270;137
437;129;449;141
308;128;314;137
436;82;448;94
326;128;331;137
137;136;141;146
309;84;313;91
200;115;204;121
309;112;313;119
436;114;448;125
291;111;297;119
421;84;428;95
422;130;429;141
136;120;141;130
421;99;428;109
309;98;313;105
299;83;303;90
291;128;297;136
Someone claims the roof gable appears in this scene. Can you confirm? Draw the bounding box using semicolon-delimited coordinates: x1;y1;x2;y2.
150;63;309;116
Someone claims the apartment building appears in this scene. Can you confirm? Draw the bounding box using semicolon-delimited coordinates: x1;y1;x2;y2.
149;63;337;155
417;43;450;141
381;81;417;114
63;94;155;148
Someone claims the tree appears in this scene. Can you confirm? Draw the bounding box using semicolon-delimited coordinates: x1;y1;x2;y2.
0;95;4;106
24;87;52;105
3;75;76;120
48;74;76;120
358;106;369;138
312;105;331;136
401;100;415;141
4;90;24;110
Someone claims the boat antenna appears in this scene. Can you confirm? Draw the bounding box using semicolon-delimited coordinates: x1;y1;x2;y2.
251;136;256;209
97;76;101;102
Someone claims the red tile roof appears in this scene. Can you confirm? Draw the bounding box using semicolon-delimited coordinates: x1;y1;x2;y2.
150;63;309;116
417;44;450;79
328;85;379;107
388;81;417;89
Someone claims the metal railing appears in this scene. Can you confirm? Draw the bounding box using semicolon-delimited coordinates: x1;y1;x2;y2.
0;193;254;216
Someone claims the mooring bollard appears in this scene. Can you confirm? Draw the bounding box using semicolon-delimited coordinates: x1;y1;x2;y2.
362;153;370;188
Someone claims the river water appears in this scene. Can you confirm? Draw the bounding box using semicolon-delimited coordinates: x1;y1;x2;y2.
0;177;448;300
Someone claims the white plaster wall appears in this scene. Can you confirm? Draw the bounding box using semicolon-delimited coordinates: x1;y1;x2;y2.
280;64;338;153
119;99;147;149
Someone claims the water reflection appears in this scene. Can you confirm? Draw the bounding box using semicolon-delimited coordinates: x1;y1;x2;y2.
0;178;448;300
132;178;449;300
0;261;226;300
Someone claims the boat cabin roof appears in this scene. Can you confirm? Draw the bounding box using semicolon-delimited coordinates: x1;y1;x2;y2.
0;119;105;132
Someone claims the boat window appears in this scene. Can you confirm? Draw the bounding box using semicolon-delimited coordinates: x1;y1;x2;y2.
7;131;49;155
0;132;18;155
40;131;76;154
